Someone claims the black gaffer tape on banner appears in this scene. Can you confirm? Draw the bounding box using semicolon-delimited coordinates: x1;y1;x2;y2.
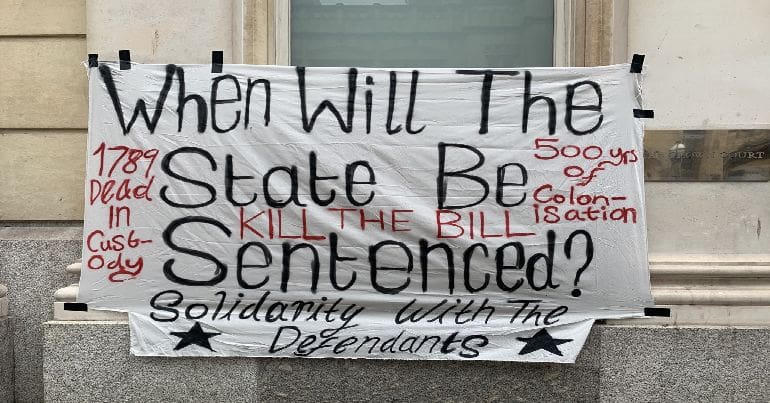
644;307;671;317
212;50;224;73
119;49;131;70
630;54;645;73
633;109;655;119
63;303;88;312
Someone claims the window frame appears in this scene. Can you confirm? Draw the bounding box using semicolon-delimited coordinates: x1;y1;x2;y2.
272;0;575;67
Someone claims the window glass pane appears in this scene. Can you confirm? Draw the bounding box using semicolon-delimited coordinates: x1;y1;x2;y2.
291;0;554;68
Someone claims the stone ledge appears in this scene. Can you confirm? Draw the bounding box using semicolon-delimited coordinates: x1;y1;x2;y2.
53;302;127;321
43;321;769;402
648;253;770;265
607;305;770;326
0;225;83;241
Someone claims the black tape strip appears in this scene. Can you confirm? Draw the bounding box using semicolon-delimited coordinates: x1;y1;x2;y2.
644;307;671;317
630;54;645;73
211;50;223;73
63;303;88;312
88;54;98;68
119;49;131;70
633;109;655;119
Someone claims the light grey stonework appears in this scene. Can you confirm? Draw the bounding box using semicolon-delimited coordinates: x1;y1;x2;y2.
43;322;770;403
0;317;13;403
599;326;770;402
0;226;82;403
44;321;600;403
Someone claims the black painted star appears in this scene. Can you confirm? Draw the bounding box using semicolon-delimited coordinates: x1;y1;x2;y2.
169;322;221;352
516;328;573;356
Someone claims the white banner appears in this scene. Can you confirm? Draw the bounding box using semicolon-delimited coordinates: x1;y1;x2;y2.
79;63;652;362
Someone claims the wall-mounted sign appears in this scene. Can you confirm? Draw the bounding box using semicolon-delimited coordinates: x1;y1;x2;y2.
644;130;770;181
78;63;652;363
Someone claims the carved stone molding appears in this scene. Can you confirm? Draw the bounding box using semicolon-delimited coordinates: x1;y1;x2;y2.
573;0;629;67
609;254;770;326
53;260;126;321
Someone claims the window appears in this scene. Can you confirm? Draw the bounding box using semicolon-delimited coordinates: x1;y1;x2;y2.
284;0;570;68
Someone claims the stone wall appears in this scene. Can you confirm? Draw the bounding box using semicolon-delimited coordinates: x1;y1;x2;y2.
43;322;769;402
0;227;82;402
0;0;87;221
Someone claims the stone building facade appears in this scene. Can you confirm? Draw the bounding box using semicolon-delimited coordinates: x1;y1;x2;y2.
0;1;768;401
